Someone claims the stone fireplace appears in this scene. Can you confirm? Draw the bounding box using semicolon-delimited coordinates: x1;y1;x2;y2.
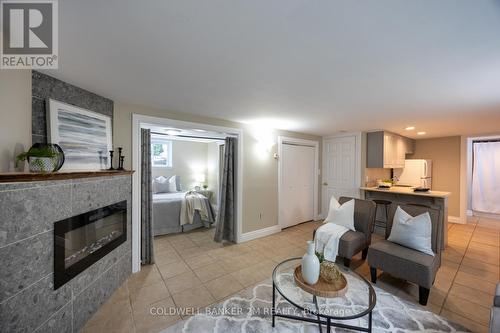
0;172;132;333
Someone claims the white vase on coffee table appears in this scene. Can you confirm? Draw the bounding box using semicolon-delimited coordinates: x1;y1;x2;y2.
301;240;320;285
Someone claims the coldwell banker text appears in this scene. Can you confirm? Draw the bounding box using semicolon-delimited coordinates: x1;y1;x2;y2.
1;0;58;69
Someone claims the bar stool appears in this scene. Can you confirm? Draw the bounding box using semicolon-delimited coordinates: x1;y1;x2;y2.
373;199;392;232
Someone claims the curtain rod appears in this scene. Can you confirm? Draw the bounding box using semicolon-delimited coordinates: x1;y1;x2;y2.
151;132;227;141
473;139;500;143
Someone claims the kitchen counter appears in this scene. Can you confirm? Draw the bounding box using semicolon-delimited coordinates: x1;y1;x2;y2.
360;186;450;198
361;186;449;249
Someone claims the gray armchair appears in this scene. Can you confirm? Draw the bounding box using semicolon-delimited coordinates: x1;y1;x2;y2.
314;197;376;267
490;283;500;333
367;204;442;305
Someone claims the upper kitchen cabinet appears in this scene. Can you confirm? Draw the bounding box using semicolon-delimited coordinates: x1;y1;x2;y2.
366;131;415;168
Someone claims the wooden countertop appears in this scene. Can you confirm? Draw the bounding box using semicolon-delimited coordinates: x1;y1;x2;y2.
360;186;450;198
0;170;134;183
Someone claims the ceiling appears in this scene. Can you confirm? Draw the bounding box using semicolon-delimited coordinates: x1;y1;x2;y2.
44;0;500;138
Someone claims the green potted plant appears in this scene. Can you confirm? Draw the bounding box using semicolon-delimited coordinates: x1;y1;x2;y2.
203;184;208;190
17;146;59;173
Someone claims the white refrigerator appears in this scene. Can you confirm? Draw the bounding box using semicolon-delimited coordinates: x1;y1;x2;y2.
394;159;432;188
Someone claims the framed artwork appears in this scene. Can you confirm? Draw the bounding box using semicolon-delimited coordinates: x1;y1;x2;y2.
47;99;112;170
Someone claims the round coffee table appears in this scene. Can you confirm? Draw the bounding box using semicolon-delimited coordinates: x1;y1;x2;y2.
272;257;376;333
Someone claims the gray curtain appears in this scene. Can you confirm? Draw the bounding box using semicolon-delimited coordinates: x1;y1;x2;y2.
214;137;236;243
141;128;155;264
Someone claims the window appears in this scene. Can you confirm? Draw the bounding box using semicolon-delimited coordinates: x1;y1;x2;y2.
151;138;172;168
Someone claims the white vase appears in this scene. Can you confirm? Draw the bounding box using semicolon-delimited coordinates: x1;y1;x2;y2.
301;240;320;285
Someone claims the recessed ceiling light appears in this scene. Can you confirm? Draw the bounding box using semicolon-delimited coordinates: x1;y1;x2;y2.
417;131;426;135
192;129;207;132
405;126;415;131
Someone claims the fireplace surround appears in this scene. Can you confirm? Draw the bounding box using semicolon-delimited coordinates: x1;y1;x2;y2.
54;200;127;289
0;172;132;333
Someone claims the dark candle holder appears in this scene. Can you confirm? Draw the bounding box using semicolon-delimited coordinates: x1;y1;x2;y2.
117;147;124;170
108;150;115;170
118;156;125;170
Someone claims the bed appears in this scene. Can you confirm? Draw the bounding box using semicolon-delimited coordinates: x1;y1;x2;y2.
152;191;216;236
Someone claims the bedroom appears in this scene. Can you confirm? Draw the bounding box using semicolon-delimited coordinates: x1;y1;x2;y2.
142;124;236;267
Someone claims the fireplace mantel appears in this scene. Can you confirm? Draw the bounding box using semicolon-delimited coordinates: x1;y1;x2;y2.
0;170;134;183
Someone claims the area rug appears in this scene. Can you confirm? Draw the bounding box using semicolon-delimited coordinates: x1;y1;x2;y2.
161;278;470;333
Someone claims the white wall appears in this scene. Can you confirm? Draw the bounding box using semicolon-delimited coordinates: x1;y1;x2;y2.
0;70;32;172
151;140;209;191
113;102;322;233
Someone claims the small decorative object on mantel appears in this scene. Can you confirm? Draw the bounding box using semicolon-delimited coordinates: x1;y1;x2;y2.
301;240;320;285
117;147;125;170
203;184;208;190
118;156;125;170
16;143;65;173
108;150;115;170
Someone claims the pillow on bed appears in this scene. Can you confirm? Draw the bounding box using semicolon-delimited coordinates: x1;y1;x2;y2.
153;176;177;193
174;175;182;191
167;175;178;192
153;176;168;193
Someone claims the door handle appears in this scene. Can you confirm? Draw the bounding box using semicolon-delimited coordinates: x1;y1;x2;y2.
323;182;328;186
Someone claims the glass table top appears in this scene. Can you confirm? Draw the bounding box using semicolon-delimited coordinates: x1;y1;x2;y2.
272;257;376;320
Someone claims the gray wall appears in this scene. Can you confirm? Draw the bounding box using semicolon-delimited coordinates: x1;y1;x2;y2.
32;71;114;144
0;175;132;333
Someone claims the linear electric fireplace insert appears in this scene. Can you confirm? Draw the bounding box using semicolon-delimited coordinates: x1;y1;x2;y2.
54;201;127;289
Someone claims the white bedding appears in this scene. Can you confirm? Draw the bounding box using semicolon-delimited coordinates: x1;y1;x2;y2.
152;191;215;236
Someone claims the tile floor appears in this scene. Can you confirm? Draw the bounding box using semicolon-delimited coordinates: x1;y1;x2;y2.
83;216;499;333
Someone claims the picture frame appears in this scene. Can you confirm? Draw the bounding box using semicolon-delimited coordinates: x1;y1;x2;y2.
47;99;112;170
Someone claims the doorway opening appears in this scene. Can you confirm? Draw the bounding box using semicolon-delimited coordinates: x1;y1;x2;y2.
466;135;500;221
132;115;243;273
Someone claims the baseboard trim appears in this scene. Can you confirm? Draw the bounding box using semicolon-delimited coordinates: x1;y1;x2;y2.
239;225;282;243
472;211;500;220
448;216;462;224
315;214;326;221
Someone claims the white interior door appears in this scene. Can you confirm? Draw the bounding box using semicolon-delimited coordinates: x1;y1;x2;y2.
323;136;359;215
280;143;316;228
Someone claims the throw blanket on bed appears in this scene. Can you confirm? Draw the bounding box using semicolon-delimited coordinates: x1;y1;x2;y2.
314;223;349;262
180;191;214;226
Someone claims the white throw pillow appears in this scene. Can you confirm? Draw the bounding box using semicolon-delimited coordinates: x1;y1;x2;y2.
324;197;356;231
388;206;435;256
167;175;178;192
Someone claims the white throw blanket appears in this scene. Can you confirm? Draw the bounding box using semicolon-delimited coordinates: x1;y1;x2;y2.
315;223;349;262
180;191;211;226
